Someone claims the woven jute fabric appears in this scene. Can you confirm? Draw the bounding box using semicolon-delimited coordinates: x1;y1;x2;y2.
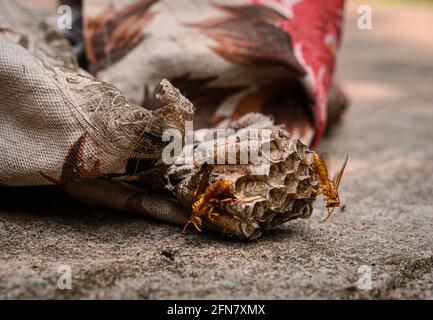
0;1;193;186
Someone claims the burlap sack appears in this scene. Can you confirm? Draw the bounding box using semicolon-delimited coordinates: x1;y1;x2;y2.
0;1;194;186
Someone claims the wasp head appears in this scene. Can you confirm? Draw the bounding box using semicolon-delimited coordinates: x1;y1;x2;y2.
326;195;340;208
321;182;340;222
326;183;340;207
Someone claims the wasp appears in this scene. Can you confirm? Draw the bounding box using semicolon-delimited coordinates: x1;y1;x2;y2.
183;164;250;233
305;152;348;223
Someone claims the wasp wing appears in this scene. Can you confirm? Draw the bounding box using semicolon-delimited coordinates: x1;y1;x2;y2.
194;163;214;201
333;154;349;188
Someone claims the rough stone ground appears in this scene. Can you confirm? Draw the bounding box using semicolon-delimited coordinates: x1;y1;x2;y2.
0;1;432;299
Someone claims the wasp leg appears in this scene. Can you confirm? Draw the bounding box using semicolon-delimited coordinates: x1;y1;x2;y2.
304;188;322;194
303;156;315;171
182;221;192;233
183;216;202;233
214;198;253;203
206;205;220;221
192;217;203;231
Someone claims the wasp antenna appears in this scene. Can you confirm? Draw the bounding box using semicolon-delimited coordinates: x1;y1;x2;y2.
320;207;335;223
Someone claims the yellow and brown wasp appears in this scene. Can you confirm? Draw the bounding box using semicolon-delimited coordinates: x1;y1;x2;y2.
305;152;349;223
183;164;250;233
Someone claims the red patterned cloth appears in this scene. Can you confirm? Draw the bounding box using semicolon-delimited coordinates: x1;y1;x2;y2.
83;0;347;147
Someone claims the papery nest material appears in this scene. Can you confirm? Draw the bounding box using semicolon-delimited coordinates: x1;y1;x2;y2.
166;115;318;239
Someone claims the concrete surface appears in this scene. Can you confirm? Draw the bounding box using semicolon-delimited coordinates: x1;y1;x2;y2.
0;0;432;299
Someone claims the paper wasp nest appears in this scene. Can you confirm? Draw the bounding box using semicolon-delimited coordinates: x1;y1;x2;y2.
166;115;318;239
64;81;318;240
